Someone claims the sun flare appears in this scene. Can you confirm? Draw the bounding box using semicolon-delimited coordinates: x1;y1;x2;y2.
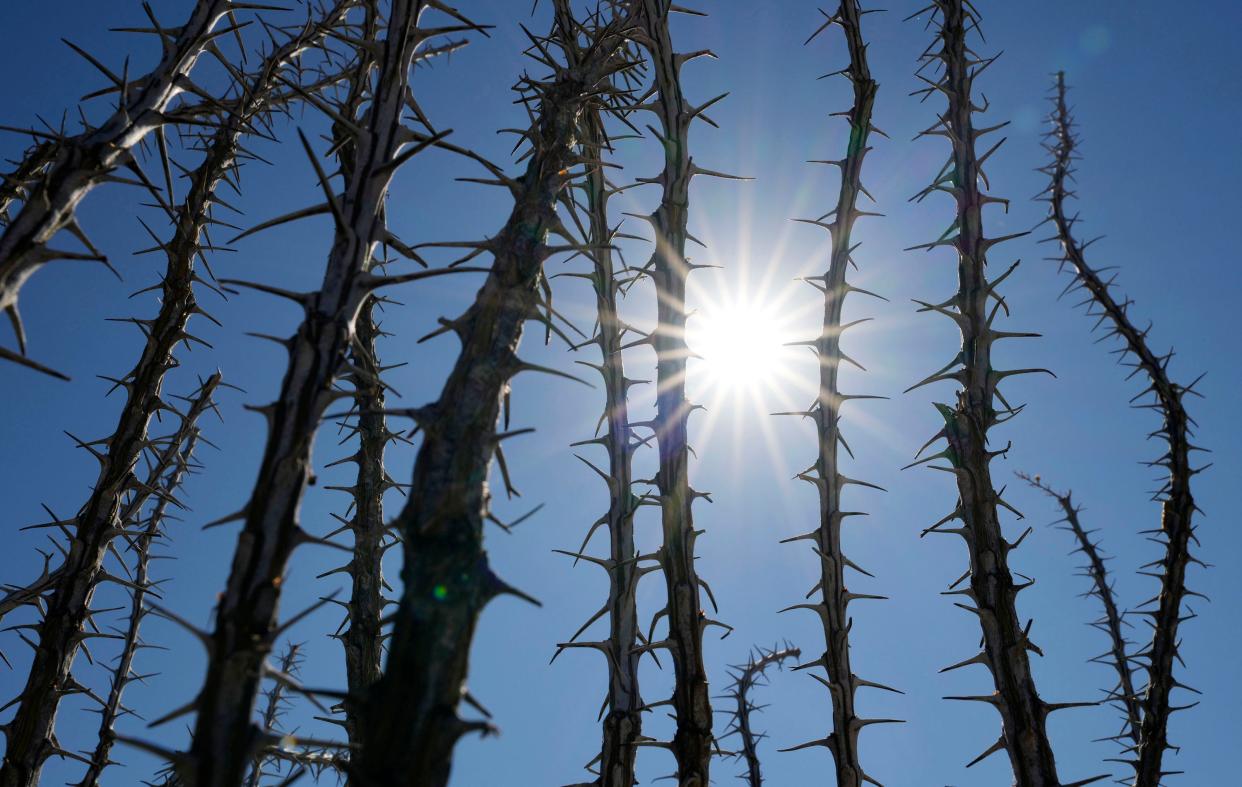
686;300;793;392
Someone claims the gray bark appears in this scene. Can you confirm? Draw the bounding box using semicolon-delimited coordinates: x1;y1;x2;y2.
549;3;644;784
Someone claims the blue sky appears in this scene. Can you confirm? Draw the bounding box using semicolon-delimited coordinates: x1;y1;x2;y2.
1;1;1239;785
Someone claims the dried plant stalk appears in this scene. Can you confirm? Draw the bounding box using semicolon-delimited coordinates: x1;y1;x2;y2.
354;6;640;785
334;298;393;748
1019;472;1142;748
1042;72;1203;786
323;4;395;747
81;430;204;787
778;5;897;785
0;0;235;370
724;645;800;787
548;4;644;784
0;374;220;787
245;642;304;787
184;4;479;784
908;3;1086;784
630;2;730;781
574;115;645;787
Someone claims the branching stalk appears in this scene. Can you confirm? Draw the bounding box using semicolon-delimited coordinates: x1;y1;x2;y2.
184;4;480;784
0;374;220;787
81;430;205;787
245;643;304;787
1042;72;1203;786
327;3;395;751
0;0;235;369
354;6;640;785
724;645;800;787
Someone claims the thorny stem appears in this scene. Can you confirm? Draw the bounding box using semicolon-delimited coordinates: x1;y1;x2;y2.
80;431;204;787
336;300;391;753
1043;71;1201;787
354;6;639;786
1018;472;1142;747
0;142;55;229
245;642;304;787
330;3;391;753
187;3;470;784
551;2;643;784
911;3;1070;784
725;645;800;787
781;5;894;785
0;0;234;370
633;1;717;781
0;375;220;787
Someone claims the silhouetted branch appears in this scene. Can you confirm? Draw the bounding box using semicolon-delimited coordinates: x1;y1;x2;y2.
1018;471;1142;749
355;4;642;785
1040;71;1204;786
723;644;800;786
779;6;896;784
907;3;1093;784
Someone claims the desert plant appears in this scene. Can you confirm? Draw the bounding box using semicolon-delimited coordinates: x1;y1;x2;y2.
550;4;648;783
177;3;484;784
627;1;739;780
1019;472;1142;749
904;3;1094;784
352;4;643;785
0;373;220;787
777;5;898;785
245;642;304;786
0;0;243;376
79;428;205;787
1041;71;1205;786
317;2;403;752
722;644;800;786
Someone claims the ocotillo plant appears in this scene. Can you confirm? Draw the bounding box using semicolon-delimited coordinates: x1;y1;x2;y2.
320;2;400;750
1018;472;1142;749
1;0;349;639
629;2;738;781
0;373;220;787
549;3;647;785
778;5;897;785
245;642;305;787
181;3;484;784
78;427;205;786
0;6;352;780
906;3;1087;784
354;5;642;785
0;0;240;375
1041;72;1205;786
722;644;800;787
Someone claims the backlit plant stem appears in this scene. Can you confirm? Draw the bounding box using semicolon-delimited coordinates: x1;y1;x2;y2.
1042;72;1203;786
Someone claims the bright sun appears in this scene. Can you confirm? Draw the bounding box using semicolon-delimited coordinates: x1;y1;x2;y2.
686;300;791;392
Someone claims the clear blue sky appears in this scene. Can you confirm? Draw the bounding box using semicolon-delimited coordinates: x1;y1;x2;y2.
2;2;1239;785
